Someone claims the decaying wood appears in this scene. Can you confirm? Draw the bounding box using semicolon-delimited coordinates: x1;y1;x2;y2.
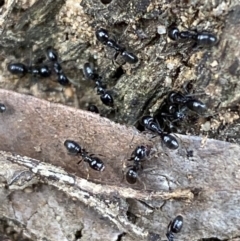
0;151;191;240
0;89;240;240
0;0;240;240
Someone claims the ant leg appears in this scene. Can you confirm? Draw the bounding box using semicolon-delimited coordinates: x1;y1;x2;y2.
82;161;90;180
118;24;131;42
136;175;147;190
77;158;83;165
112;51;126;66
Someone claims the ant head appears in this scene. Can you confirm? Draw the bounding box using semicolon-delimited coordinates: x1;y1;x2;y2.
46;46;58;62
167;91;186;105
168;26;180;40
83;62;96;80
140;115;154;128
133;145;151;160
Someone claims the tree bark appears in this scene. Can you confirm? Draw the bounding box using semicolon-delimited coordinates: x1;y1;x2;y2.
0;0;240;240
0;90;240;241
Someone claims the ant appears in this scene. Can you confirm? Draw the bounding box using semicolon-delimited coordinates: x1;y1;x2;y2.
64;140;105;171
168;26;218;47
159;102;188;122
83;63;114;107
0;103;6;113
7;47;69;86
126;145;151;184
46;47;69;86
166;215;183;241
140;116;179;150
167;91;206;115
95;28;138;64
155;91;206;132
8;63;51;78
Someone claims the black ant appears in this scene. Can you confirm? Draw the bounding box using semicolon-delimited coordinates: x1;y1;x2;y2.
95;28;138;64
126;145;151;184
46;47;69;86
8;63;51;78
167;91;206;115
140;116;179;150
64;140;105;171
0;103;6;113
83;63;114;107
166;215;183;241
7;48;53;80
168;26;218;47
155;91;206;132
159;103;188;122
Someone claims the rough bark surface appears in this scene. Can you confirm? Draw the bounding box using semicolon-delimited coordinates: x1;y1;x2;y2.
0;0;240;240
0;90;240;241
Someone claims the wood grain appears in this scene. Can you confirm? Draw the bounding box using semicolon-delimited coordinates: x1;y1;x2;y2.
1;89;240;240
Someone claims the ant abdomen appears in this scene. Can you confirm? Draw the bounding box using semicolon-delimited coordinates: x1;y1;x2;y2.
196;32;218;46
185;99;207;114
166;215;183;241
64;140;81;155
126;167;138;184
7;63;28;76
87;156;105;171
161;133;179;150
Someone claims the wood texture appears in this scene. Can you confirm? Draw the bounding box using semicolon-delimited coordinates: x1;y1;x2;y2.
0;0;240;240
0;89;240;240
